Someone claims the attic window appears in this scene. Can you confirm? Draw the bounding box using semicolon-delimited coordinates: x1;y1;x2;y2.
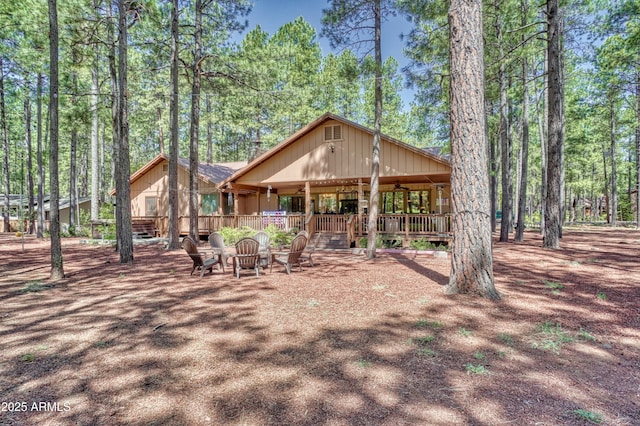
162;164;169;172
324;125;342;141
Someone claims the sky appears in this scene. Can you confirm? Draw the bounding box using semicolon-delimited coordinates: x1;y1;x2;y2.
241;0;416;107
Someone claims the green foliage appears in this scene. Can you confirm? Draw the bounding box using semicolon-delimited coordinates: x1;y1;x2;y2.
21;353;36;363
359;235;384;249
415;318;443;329
473;351;485;360
410;237;437;250
458;327;472;337
465;363;487;375
533;322;575;355
498;333;515;346
356;358;371;368
544;280;565;295
20;281;52;293
263;224;296;247
218;226;255;245
413;335;436;345
572;409;603;424
577;329;596;342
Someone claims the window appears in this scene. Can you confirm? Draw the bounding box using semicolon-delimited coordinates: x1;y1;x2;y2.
279;196;304;213
408;190;431;213
324;125;342;141
318;193;337;214
145;197;157;216
381;191;405;214
201;194;219;215
338;192;358;214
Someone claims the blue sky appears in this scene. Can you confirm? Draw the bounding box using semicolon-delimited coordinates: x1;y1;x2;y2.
242;0;415;107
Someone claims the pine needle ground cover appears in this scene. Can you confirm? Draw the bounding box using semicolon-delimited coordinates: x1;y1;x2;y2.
0;229;638;425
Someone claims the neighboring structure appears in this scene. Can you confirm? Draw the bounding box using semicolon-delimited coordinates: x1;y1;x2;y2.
43;196;92;233
0;195;91;233
0;194;31;232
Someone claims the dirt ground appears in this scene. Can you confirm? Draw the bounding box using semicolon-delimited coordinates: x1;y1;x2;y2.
0;228;639;426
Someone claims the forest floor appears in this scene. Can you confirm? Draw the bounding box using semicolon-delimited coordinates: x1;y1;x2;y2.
0;227;639;426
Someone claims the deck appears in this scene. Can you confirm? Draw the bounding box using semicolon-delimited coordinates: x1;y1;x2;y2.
134;213;452;244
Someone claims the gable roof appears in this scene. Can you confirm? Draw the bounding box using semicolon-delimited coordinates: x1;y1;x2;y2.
43;196;92;212
111;153;246;195
219;112;450;188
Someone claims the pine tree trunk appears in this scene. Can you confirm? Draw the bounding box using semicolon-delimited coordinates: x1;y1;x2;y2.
91;58;100;222
69;62;79;231
157;107;165;154
490;121;497;233
116;0;134;263
496;8;512;243
366;0;382;259
609;97;617;226
636;69;639;229
446;0;499;299
37;73;45;238
206;94;213;164
49;0;64;280
107;0;120;252
1;58;10;233
167;0;180;250
516;2;530;243
25;95;35;234
543;0;563;249
189;0;203;241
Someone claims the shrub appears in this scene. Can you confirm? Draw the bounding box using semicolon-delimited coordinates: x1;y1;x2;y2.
218;226;255;245
359;235;384;249
410;237;437;250
263;224;295;247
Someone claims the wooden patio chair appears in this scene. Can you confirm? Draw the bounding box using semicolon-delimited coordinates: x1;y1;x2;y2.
253;231;271;269
298;230;319;267
270;234;307;275
233;237;261;279
208;232;230;273
182;236;219;278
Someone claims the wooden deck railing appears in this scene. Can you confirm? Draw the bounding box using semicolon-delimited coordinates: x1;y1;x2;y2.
134;213;451;238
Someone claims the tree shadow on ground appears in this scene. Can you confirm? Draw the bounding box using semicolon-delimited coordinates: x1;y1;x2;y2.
0;232;638;425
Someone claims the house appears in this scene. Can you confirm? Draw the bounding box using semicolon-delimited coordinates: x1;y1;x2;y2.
125;113;452;244
122;153;246;236
0;194;31;232
217;112;452;244
1;195;92;233
43;196;92;232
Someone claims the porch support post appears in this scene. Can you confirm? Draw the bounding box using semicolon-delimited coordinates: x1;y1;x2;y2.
217;190;223;215
255;189;260;215
305;181;311;216
357;178;363;236
233;190;239;228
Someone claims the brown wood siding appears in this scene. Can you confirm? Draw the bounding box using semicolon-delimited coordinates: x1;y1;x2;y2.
235;119;448;187
130;161;217;217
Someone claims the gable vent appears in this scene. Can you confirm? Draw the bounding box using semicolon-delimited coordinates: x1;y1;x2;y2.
324;125;342;141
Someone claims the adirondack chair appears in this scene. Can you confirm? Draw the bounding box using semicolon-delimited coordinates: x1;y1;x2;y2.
208;232;230;273
297;230;319;267
182;236;219;278
233;237;261;279
270;234;308;275
253;231;271;269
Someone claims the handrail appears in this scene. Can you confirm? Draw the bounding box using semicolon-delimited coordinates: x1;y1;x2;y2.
131;213;452;237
